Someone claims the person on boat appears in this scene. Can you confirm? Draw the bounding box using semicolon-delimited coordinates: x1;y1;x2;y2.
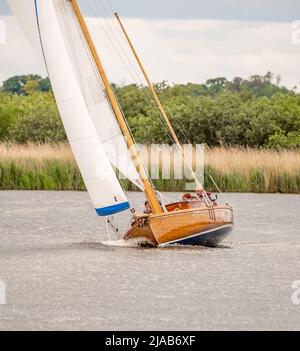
144;200;152;214
182;193;197;202
195;186;205;199
130;201;151;227
195;186;218;206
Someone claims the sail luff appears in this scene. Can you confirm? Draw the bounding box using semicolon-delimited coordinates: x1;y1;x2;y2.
70;0;163;214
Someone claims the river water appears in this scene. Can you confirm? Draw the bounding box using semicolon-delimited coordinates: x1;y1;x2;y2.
0;191;299;330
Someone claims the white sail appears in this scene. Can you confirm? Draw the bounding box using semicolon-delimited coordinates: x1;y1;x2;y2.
6;0;144;191
55;0;144;191
5;0;42;55
10;0;131;216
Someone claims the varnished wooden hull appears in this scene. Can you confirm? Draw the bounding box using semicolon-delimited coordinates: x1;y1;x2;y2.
123;204;233;247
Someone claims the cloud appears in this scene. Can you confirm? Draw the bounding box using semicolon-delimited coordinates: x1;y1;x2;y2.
79;0;300;22
2;0;300;21
0;15;299;90
89;17;300;89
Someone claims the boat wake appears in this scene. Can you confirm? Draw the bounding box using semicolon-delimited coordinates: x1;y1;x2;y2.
101;238;232;249
102;237;155;248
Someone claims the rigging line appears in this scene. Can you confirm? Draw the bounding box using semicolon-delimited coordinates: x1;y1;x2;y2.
89;0;143;82
70;4;112;107
106;216;128;239
109;82;158;189
101;0;192;145
86;1;198;191
73;5;131;135
66;0;122;136
61;2;142;195
60;0;89;103
95;0;148;83
163;103;191;144
60;2;132;197
70;7;144;194
98;17;187;150
76;1;156;189
95;0;167;103
207;173;228;204
87;0;174;144
69;1;114;124
69;6;110;115
77;1;207;204
105;217;113;240
85;1;176;149
68;1;139;190
110;13;208;191
96;0;185;144
87;0;175;143
100;131;123;143
103;0;115;15
104;16;193;158
60;2;82;88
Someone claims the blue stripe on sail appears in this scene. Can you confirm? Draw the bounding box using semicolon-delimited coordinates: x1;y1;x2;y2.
96;202;130;216
34;0;50;76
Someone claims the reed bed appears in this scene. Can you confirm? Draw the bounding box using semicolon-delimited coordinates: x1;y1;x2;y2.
0;143;84;191
205;147;300;193
0;143;300;193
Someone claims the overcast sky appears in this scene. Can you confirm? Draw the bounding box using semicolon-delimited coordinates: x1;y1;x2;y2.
0;0;300;89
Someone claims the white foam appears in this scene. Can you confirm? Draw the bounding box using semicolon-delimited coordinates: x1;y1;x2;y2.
102;237;155;248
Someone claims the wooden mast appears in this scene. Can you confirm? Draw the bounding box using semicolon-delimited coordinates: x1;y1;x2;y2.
70;0;162;214
114;13;203;190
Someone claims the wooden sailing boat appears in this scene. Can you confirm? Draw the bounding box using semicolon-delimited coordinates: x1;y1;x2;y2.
8;0;233;246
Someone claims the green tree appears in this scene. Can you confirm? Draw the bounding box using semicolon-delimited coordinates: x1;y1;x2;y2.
0;93;20;140
9;92;66;143
0;72;299;148
1;75;51;95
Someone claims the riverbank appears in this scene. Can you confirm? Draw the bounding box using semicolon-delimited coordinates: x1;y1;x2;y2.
0;143;300;193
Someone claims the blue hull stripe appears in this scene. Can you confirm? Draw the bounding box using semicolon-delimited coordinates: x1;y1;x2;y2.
96;202;130;216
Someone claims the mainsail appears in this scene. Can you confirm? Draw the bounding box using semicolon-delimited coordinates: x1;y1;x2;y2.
7;0;144;191
8;0;133;216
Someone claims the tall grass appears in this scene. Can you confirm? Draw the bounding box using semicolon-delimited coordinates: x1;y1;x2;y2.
0;143;300;193
205;147;300;193
0;143;84;190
